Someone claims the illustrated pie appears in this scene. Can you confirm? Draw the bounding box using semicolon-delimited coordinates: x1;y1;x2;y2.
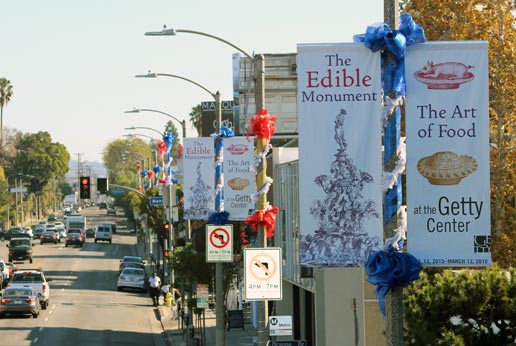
227;177;250;190
417;151;478;185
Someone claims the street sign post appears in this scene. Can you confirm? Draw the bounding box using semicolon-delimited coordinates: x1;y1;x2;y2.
206;225;233;262
244;247;282;300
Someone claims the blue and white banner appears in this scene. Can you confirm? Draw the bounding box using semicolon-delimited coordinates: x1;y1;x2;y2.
297;43;383;267
224;137;255;220
406;41;491;267
183;137;215;220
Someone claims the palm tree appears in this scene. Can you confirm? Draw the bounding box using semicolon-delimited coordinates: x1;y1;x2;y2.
189;104;202;136
0;78;14;148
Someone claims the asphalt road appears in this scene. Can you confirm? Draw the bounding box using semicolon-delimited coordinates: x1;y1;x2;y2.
0;206;167;346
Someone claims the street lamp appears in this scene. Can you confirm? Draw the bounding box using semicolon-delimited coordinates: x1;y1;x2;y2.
144;26;267;346
125;108;187;139
135;71;222;138
124;125;164;137
123;133;156;141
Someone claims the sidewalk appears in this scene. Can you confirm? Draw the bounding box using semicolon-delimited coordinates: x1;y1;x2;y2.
158;305;258;346
134;236;258;346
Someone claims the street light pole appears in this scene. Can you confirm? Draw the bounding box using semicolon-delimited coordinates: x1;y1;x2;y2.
144;26;267;346
125;108;187;139
136;69;225;345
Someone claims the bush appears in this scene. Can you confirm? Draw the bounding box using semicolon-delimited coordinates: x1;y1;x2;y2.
404;266;516;345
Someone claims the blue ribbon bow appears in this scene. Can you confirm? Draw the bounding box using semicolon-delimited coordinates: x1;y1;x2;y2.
366;248;422;316
354;14;426;96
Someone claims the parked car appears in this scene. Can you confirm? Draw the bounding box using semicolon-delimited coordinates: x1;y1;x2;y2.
0;287;41;318
119;256;145;272
65;230;84;247
117;267;147;292
99;202;108;209
6;237;34;263
40;231;58;244
0;260;9;287
107;207;116;216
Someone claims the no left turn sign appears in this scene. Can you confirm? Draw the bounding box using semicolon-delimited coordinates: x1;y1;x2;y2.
244;247;282;300
206;224;233;262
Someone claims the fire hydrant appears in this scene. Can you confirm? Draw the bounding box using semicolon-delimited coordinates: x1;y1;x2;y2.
165;291;172;308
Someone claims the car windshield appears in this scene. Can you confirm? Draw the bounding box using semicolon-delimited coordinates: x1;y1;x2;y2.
4;288;32;297
123;257;142;263
12;273;43;283
10;239;29;247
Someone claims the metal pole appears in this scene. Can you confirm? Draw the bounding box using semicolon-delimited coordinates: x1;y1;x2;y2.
383;1;404;346
215;91;225;346
254;54;268;346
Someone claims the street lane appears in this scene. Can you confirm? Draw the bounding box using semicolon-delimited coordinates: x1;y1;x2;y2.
0;207;166;346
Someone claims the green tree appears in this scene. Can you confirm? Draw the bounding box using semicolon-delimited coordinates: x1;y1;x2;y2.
0;78;13;149
12;131;70;186
401;0;516;266
189;104;202;137
102;137;152;188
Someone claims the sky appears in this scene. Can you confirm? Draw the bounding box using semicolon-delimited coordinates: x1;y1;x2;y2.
0;0;384;166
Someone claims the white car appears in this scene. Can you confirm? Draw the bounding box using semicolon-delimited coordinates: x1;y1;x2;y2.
7;269;51;309
117;267;146;292
56;226;67;239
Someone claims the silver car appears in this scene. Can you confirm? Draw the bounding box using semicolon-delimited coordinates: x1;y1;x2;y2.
0;287;41;318
117;268;146;292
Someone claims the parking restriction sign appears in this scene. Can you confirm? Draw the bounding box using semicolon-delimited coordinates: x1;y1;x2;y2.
244;248;282;300
206;225;233;262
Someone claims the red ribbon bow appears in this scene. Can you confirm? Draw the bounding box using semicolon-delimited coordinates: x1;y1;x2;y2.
157;140;166;156
246;109;276;141
245;206;279;239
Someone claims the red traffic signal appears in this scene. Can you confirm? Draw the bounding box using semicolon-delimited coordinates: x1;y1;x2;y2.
163;222;170;236
79;176;91;199
164;249;170;257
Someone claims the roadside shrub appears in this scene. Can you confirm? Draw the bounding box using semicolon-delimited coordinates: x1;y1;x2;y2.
404;265;516;345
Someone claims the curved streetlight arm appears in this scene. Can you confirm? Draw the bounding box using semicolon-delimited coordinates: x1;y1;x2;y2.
125;108;187;138
124;126;164;137
135;72;217;100
145;27;253;59
124;133;156;141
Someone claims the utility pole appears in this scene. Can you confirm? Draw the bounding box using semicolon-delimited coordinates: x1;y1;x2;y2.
254;54;268;346
383;1;404;345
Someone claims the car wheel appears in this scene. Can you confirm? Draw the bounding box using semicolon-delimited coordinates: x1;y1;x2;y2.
80;243;83;248
117;286;123;291
29;258;33;264
41;242;44;245
65;244;68;247
32;311;39;318
109;240;112;244
95;239;97;243
41;301;47;310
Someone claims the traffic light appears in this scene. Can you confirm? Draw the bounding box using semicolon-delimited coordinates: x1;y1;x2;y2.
97;178;108;194
163;222;170;237
30;178;40;193
164;249;170;257
79;176;91;199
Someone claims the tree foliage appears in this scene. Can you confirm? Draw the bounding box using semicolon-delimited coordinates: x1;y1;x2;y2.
401;1;516;266
405;266;516;345
189;104;202;137
12;131;70;185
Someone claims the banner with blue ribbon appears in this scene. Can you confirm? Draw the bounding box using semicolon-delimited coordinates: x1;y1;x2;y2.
355;13;426;316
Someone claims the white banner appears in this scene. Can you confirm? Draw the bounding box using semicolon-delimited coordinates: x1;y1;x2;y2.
224;137;255;220
297;43;383;267
183;137;215;220
406;41;491;267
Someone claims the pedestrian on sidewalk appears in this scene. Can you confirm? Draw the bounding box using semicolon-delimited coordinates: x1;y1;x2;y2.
148;272;161;306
